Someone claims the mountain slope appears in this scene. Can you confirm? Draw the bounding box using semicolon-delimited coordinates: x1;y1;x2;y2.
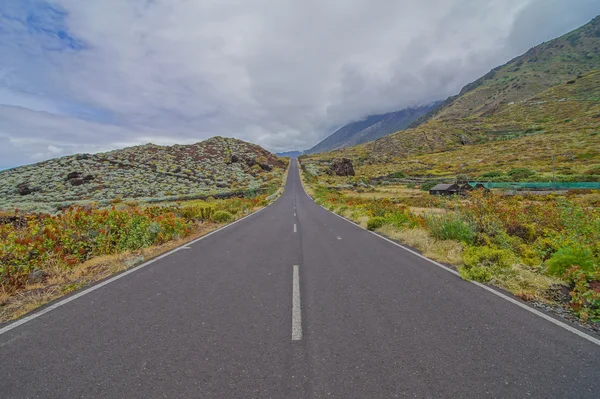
300;18;600;180
411;15;600;127
0;137;285;212
302;69;600;181
306;104;437;154
301;16;600;167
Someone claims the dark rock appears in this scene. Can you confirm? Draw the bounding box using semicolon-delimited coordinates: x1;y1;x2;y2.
259;163;273;171
75;153;90;160
329;158;355;176
70;178;85;186
83;174;94;181
17;183;32;195
245;158;257;167
27;268;47;284
230;154;240;163
66;171;82;180
173;167;182;174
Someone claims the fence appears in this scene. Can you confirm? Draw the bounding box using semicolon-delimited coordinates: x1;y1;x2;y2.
469;182;600;190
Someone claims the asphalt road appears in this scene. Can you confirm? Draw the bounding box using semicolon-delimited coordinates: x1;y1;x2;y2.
1;160;600;398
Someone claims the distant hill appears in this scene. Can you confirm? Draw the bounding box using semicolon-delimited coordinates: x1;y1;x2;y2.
305;104;439;154
0;137;285;213
276;151;303;158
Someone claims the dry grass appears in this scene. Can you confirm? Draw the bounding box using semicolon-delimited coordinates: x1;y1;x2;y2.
408;207;446;216
376;226;464;265
0;209;264;323
299;170;315;197
492;264;562;302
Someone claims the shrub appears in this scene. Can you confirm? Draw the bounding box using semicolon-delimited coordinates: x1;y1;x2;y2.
212;210;234;223
546;245;597;277
425;213;475;244
459;246;514;282
0;206;193;291
564;266;600;322
367;216;386;231
420;180;442;191
389;171;406;178
507;168;536;180
464;246;514;269
456;174;469;183
384;211;413;229
480;171;504;179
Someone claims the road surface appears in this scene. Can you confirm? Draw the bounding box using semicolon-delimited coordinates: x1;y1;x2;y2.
1;160;599;398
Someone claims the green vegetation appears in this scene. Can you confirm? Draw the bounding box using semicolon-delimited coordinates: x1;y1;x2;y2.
425;214;475;244
547;245;596;276
420;180;441;191
460;246;515;282
212;210;234;223
367;216;386;231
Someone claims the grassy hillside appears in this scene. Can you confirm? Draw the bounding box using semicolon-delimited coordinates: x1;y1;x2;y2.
0;136;286;213
302;69;600;181
414;15;600;125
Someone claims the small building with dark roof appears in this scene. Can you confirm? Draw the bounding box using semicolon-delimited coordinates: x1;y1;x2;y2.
429;183;460;196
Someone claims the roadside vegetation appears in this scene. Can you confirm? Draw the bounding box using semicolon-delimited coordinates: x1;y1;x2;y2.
0;169;287;322
302;169;600;325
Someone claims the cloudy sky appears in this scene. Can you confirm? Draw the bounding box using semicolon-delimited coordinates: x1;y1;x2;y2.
0;0;598;168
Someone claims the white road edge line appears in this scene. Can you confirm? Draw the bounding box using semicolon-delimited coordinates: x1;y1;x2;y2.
295;162;600;347
292;265;302;341
0;197;280;336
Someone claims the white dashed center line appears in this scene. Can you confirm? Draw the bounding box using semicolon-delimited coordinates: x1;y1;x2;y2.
292;265;302;341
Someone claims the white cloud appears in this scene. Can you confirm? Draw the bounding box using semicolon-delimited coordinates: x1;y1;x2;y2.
0;0;598;168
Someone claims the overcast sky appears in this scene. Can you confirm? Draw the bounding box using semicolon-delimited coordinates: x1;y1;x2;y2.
0;0;598;168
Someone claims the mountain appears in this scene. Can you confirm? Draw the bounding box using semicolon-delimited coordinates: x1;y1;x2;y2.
300;16;600;180
0;137;285;213
411;15;600;127
276;151;303;158
305;104;439;155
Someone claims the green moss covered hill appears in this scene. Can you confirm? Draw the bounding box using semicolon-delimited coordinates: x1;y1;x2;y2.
301;16;600;181
0;137;286;213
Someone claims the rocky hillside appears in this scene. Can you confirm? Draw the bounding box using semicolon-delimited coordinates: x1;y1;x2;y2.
0;137;285;213
412;15;600;126
305;104;438;154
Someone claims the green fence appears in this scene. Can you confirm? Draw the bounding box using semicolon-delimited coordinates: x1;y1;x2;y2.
470;182;600;190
